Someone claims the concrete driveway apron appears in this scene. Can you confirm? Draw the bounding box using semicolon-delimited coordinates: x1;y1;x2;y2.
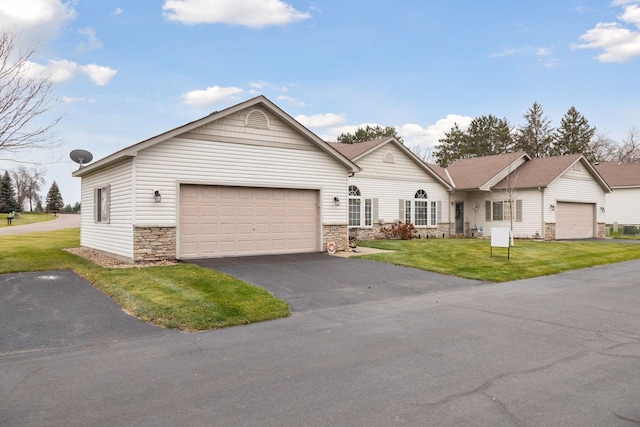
187;253;484;312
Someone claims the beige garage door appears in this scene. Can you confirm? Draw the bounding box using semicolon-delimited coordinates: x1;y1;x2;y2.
556;202;595;239
180;185;318;258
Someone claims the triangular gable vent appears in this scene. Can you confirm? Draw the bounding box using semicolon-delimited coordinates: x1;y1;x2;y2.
245;109;270;129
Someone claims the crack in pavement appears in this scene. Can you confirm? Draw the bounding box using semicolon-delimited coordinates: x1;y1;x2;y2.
481;392;529;427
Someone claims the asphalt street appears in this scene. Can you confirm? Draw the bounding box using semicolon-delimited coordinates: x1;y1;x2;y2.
1;255;639;426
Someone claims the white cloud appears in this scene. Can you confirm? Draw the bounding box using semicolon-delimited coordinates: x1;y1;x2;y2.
571;3;640;62
295;113;345;128
79;64;118;86
278;95;307;107
112;7;123;16
62;96;96;104
0;0;76;49
21;60;117;85
182;85;243;106
490;48;517;58
536;47;551;56
162;0;311;28
250;80;289;92
77;27;103;52
399;114;473;149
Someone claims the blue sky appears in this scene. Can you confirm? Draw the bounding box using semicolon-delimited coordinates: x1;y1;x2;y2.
1;0;639;205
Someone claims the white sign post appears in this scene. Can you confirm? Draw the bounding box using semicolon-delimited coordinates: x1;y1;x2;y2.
491;227;511;259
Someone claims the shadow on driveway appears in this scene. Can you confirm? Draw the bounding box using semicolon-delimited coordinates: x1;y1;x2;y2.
187;253;484;312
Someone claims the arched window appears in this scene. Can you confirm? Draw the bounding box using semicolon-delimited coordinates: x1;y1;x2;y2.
348;185;372;227
414;189;428;226
403;189;437;227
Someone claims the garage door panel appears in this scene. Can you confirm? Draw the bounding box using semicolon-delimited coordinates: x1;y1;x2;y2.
557;202;594;239
180;185;318;258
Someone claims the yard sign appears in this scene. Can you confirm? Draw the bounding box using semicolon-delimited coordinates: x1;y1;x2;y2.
491;227;511;259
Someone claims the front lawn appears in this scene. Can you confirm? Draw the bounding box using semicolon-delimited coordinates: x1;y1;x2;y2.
0;212;57;228
0;229;290;330
357;238;640;282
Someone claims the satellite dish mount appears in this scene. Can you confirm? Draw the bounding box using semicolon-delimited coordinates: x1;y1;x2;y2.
70;149;94;169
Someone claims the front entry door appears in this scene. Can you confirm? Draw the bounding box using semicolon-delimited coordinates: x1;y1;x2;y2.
455;202;464;234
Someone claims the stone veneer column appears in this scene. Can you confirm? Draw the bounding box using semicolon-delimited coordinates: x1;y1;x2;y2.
323;224;348;252
544;223;556;241
133;226;176;262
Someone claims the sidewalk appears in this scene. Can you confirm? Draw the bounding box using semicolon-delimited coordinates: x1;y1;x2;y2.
0;214;81;236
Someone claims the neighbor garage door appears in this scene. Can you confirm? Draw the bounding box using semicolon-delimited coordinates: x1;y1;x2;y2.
556;202;595;239
179;185;318;258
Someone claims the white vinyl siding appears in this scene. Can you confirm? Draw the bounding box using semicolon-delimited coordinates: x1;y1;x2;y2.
604;188;640;225
348;143;450;227
132;107;349;230
80;160;134;259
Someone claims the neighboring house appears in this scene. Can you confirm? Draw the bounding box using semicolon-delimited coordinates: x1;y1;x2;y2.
72;96;359;262
439;152;611;240
594;161;640;226
329;138;453;240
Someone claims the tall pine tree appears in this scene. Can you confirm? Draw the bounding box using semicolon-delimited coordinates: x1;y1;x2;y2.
0;170;19;213
45;181;64;213
552;106;596;158
435;116;513;167
515;102;554;158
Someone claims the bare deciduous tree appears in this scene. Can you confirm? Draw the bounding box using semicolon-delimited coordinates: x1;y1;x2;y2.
0;31;61;157
618;127;640;164
11;164;46;211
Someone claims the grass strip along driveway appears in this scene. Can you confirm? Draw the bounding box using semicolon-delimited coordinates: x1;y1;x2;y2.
0;229;290;331
358;238;640;282
0;212;56;228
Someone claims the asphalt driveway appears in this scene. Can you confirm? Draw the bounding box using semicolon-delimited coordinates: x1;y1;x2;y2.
187;253;484;312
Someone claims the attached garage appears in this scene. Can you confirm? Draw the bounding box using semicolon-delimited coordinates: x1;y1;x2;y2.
180;185;319;258
556;202;595;239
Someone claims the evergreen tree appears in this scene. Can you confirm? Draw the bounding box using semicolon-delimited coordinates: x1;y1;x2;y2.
464;115;514;156
34;200;44;213
435;123;467;167
0;170;19;213
45;181;64;213
515;102;554;158
337;125;403;144
435;116;513;167
552;106;596;158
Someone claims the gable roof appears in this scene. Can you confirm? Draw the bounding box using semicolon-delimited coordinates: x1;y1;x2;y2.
73;95;360;177
493;153;611;192
446;152;529;190
593;161;640;188
329;138;453;191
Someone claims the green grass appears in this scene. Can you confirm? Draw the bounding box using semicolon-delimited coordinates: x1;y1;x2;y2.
0;212;57;228
0;229;290;331
357;238;640;282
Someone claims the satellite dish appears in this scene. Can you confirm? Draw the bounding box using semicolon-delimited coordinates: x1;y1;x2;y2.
70;149;93;168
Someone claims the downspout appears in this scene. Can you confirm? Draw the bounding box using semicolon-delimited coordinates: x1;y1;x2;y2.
539;187;544;240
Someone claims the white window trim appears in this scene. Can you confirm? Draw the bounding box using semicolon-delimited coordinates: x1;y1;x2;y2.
401;194;438;227
486;199;523;222
348;185;373;228
95;185;111;224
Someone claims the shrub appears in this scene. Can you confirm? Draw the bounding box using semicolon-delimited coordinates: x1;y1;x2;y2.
381;222;416;240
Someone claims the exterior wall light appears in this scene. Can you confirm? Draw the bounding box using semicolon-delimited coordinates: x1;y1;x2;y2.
333;196;340;206
154;190;161;203
600;206;605;213
550;204;556;211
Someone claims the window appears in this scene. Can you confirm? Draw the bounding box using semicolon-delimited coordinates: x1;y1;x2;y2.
487;200;522;222
414;190;428;226
348;185;361;227
364;199;372;227
400;190;438;226
348;185;374;228
95;185;110;223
